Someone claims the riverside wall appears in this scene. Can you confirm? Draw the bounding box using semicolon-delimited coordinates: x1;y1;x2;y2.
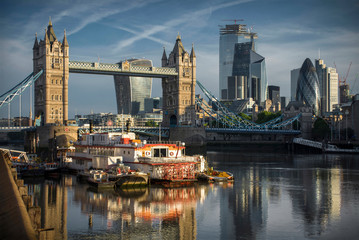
0;150;54;240
0;150;37;240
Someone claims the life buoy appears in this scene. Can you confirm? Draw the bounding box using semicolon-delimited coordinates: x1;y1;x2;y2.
145;151;151;156
170;152;174;156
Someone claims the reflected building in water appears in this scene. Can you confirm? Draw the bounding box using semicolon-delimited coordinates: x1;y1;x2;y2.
70;182;210;239
222;166;268;240
27;176;71;240
289;154;342;237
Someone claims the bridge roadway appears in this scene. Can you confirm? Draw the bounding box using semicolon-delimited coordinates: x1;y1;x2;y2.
69;61;178;78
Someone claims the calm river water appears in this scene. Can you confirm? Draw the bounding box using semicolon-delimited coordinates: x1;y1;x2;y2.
24;152;359;240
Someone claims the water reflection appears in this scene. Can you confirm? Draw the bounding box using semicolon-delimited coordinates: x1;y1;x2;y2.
24;153;359;239
26;177;69;240
206;152;359;239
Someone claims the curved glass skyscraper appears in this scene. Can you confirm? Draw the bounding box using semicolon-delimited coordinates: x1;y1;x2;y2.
114;59;152;115
296;58;321;115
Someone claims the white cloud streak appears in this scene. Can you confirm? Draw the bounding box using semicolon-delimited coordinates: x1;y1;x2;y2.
112;0;253;52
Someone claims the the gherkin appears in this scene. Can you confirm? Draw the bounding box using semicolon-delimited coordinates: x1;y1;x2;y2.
296;58;321;115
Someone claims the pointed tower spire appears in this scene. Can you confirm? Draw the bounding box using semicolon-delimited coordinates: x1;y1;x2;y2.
33;32;39;49
162;47;167;60
62;29;69;47
190;43;196;59
162;47;167;67
44;28;49;45
46;17;57;44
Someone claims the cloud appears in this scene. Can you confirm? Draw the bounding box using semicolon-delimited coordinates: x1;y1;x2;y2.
112;0;253;52
258;23;359;97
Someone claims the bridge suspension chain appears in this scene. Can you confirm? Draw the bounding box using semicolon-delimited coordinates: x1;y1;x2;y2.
196;80;301;130
0;70;43;108
196;81;260;128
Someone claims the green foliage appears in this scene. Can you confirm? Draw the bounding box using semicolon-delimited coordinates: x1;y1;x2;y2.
312;117;330;140
145;120;158;127
340;127;355;140
255;111;281;124
238;112;252;121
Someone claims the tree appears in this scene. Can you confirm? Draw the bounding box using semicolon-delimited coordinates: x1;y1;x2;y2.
145;120;158;127
238;112;252;121
255;111;281;124
312;117;330;140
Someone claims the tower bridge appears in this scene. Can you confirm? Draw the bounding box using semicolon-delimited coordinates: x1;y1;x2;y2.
0;19;306;148
31;19;196;128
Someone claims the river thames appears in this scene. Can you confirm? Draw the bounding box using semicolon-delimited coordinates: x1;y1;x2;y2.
24;152;359;240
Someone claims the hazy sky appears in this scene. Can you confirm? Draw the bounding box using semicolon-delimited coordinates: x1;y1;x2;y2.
0;0;358;119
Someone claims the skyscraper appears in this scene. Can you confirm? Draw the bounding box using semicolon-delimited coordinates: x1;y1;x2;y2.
113;59;152;115
268;85;280;105
291;68;300;101
296;58;321;115
219;22;267;103
315;59;338;114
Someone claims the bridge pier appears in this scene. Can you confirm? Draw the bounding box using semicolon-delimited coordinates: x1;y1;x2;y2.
169;127;206;146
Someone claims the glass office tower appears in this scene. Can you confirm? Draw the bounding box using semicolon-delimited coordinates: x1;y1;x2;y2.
315;59;338;114
296;58;321;115
219;23;267;103
114;59;152;115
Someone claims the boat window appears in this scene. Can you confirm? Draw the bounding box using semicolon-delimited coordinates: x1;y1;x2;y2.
153;148;167;157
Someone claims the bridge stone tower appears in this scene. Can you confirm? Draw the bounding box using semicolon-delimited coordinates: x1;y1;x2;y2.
161;35;196;127
33;19;69;125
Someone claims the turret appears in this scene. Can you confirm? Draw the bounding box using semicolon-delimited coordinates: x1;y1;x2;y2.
33;33;39;50
190;43;196;63
62;29;69;47
161;47;167;67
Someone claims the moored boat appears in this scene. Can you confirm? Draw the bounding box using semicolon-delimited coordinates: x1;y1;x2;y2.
87;170;115;189
67;131;206;183
197;169;234;182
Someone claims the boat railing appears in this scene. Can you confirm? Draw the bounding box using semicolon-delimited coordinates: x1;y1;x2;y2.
138;156;200;163
144;141;184;146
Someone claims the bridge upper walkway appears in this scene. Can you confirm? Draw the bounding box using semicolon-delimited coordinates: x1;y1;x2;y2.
69;61;177;78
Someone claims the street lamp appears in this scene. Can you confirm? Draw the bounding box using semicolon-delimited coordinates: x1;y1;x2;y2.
345;110;349;142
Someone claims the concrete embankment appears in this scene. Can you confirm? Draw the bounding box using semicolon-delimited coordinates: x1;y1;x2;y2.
0;150;36;240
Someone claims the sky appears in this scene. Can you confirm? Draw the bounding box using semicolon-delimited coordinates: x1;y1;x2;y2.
0;0;358;119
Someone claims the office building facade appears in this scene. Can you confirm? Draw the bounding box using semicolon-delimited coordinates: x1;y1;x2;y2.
315;59;338;114
114;59;152;115
219;23;267;103
291;68;300;101
268;85;280;106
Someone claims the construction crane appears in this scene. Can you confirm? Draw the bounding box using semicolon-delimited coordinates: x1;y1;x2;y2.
223;19;244;24
334;62;352;86
342;62;352;85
